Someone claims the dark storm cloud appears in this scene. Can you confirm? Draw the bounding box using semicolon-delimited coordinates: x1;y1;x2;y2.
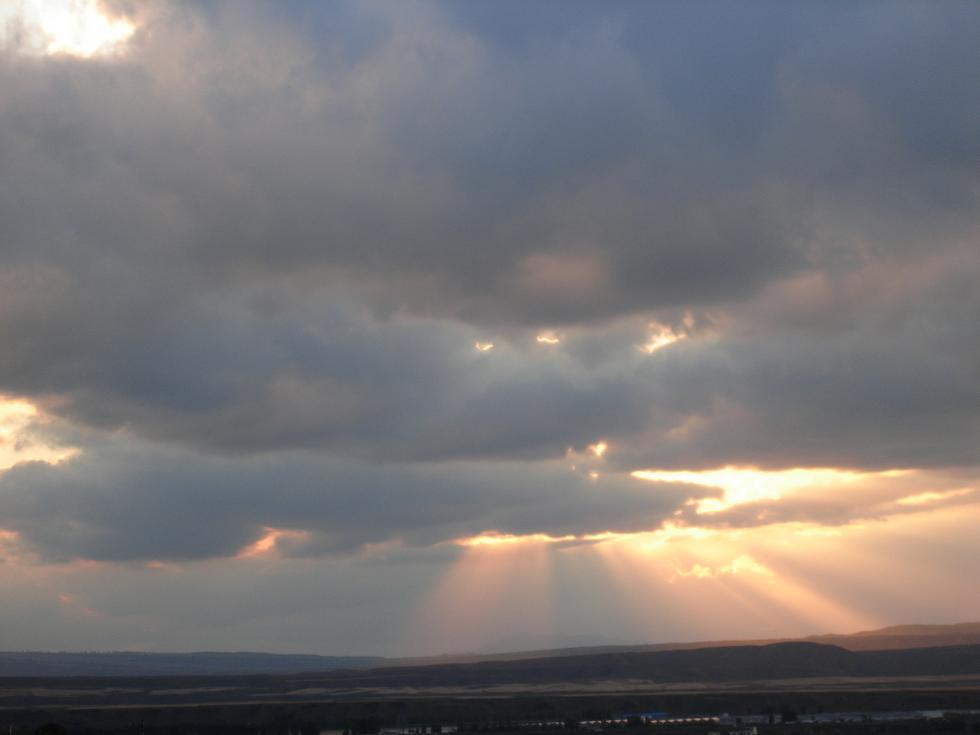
609;251;980;471
6;1;973;329
0;0;977;535
2;289;654;459
0;442;713;562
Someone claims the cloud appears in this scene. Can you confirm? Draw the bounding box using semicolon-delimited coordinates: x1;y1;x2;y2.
0;1;974;466
609;249;980;471
677;468;980;530
0;439;715;562
670;554;776;583
0;0;978;653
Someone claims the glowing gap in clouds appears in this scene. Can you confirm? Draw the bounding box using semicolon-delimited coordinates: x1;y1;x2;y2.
0;0;134;58
456;531;624;548
0;397;76;469
454;522;726;552
632;466;911;513
474;341;495;352
236;528;310;559
896;487;975;506
459;533;575;547
639;322;686;354
536;331;561;345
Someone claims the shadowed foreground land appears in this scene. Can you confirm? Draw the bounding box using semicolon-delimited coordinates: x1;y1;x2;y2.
2;684;980;734
4;643;980;733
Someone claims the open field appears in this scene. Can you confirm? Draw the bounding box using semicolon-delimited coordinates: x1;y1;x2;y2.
5;641;980;732
5;674;980;708
3;671;980;733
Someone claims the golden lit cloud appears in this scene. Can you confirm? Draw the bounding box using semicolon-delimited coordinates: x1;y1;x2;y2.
638;322;685;354
455;531;625;548
592;523;881;637
1;0;135;58
671;554;776;582
896;487;975;506
635;522;718;548
474;341;495;352
632;466;909;513
0;397;76;470
536;331;561;345
589;440;608;458
457;532;575;548
236;528;310;559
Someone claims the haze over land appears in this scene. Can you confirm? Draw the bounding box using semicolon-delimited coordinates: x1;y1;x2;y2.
4;623;980;678
0;0;978;657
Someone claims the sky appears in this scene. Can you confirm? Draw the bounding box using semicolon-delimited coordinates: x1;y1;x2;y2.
0;0;978;656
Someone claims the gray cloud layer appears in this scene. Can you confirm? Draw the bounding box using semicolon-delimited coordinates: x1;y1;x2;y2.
0;442;713;561
0;0;978;564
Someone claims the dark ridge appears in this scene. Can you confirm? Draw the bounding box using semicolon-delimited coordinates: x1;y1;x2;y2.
0;650;384;677
4;621;979;677
281;642;980;688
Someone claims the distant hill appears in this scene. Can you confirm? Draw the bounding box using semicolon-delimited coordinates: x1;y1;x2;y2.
3;622;979;677
398;622;980;666
0;650;384;677
213;641;980;689
807;622;980;651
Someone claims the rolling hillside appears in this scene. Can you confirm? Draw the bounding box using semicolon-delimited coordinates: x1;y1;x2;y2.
3;622;979;677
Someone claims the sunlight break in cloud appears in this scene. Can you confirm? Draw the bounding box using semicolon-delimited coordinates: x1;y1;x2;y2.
457;533;576;548
632;467;909;513
1;0;134;58
896;487;975;506
236;528;311;559
0;398;75;469
639;322;687;354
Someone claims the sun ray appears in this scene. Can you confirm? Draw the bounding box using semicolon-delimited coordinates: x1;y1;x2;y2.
410;537;556;654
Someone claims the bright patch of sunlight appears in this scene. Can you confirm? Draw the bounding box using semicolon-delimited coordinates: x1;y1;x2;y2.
638;322;685;354
1;0;134;58
236;528;310;559
0;397;75;469
457;533;576;548
896;487;975;506
632;466;905;513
